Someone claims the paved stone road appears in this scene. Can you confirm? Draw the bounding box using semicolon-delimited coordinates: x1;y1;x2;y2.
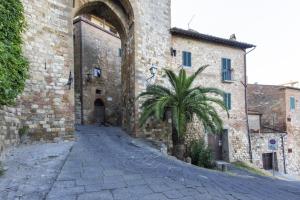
46;126;300;200
0;141;73;200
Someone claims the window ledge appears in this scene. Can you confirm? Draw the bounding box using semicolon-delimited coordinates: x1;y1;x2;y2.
222;80;235;84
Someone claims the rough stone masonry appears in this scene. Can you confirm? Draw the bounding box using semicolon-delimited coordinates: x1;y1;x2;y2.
0;0;256;164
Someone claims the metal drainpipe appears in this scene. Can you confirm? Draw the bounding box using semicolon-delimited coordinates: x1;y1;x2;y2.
244;47;256;163
79;20;84;125
281;133;288;174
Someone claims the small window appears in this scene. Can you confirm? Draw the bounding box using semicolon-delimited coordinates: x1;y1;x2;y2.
118;48;122;57
171;48;177;57
182;51;192;67
290;96;295;111
222;58;232;81
224;93;232;110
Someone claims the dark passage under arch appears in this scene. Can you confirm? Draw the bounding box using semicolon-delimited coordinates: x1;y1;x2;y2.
94;99;105;124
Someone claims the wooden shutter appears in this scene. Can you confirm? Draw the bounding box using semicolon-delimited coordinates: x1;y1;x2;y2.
182;51;191;67
222;58;227;80
222;58;232;81
228;93;232;110
290;97;295;111
182;52;186;66
227;59;231;80
188;52;192;67
224;93;232;110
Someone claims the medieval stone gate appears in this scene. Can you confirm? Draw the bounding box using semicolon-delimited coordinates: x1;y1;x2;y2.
13;0;171;138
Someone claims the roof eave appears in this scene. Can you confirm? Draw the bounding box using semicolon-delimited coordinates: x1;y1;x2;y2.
170;27;256;50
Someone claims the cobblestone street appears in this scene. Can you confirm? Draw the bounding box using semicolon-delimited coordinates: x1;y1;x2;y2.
46;126;300;200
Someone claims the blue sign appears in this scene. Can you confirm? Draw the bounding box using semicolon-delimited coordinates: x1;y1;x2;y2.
268;139;278;151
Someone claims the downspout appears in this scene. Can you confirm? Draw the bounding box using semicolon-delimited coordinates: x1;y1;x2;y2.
80;19;84;125
281;133;288;174
244;46;256;163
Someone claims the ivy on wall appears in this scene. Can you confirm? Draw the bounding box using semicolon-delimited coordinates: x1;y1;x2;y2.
0;0;28;105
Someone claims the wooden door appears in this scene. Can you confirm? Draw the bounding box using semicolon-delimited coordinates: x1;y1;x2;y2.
262;153;278;171
208;134;223;160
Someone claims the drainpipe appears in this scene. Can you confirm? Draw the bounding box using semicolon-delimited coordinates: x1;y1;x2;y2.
79;19;84;125
243;47;256;163
281;133;288;174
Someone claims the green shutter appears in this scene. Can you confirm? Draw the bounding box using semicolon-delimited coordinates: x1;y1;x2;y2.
222;58;226;80
187;52;191;67
228;93;231;110
222;58;232;81
182;52;186;66
182;51;192;67
290;97;295;111
224;93;232;110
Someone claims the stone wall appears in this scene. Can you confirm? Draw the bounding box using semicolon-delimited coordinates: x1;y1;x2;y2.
170;36;250;162
250;133;285;172
283;88;300;174
19;0;75;139
248;84;287;132
0;107;21;155
248;114;261;132
133;0;172;135
248;85;300;174
73;16;122;125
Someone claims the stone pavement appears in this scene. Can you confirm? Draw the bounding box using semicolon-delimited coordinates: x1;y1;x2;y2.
0;141;73;200
46;126;300;200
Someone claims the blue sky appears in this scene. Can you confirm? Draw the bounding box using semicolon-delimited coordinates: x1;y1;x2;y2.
172;0;300;85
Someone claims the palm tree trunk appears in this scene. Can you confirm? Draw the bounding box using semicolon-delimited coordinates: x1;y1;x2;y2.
172;123;185;160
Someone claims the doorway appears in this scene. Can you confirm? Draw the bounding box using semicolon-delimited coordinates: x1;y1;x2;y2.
262;153;278;171
207;129;229;161
94;99;105;125
208;134;223;160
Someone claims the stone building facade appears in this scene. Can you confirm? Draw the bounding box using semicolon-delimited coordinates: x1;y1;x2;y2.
73;16;122;125
248;84;300;175
0;0;257;164
169;28;254;162
0;107;20;155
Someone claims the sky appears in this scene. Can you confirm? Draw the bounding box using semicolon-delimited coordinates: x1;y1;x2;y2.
171;0;300;85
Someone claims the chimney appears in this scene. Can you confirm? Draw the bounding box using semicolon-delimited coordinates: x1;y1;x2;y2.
230;34;236;40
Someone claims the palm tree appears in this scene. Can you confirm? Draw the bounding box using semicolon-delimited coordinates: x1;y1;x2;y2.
137;65;229;160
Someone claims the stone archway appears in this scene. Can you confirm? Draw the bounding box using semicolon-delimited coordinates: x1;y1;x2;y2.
73;0;136;133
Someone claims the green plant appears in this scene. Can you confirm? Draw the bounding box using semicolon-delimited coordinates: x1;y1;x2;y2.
19;126;29;138
0;162;4;176
233;161;270;177
137;65;228;159
0;0;28;105
190;139;215;169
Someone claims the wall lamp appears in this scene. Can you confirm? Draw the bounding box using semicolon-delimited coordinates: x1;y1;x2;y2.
146;64;158;85
66;71;73;90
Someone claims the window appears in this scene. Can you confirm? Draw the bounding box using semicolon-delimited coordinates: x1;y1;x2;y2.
171;48;177;57
182;51;192;67
224;93;232;110
222;58;232;81
290;96;295;111
118;48;122;57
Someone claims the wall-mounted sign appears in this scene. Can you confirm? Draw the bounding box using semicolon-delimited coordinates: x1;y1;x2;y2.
268;139;278;151
107;97;113;101
93;68;101;77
